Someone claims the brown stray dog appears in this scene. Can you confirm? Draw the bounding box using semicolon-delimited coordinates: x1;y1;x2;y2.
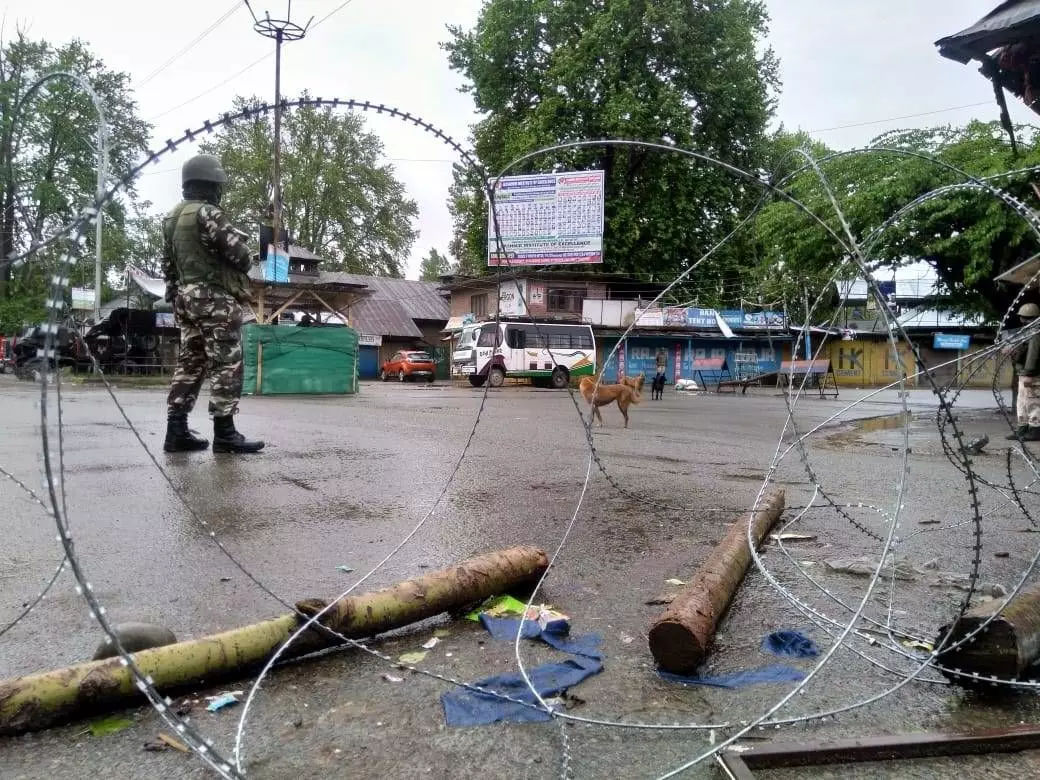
619;373;646;393
579;375;643;428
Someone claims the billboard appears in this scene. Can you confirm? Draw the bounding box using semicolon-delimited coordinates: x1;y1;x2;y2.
487;170;605;266
632;307;787;330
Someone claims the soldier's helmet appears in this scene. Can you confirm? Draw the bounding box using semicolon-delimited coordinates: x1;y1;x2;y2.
1019;302;1040;319
182;154;228;185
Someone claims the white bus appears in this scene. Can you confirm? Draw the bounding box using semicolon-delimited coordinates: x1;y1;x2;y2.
452;320;596;389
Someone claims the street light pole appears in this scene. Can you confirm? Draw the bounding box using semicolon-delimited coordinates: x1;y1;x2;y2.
246;1;312;280
94;119;108;324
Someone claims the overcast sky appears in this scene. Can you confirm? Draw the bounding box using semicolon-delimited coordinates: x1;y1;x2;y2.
4;0;1037;279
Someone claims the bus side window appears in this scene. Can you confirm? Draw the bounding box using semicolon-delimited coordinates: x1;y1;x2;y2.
506;327;526;349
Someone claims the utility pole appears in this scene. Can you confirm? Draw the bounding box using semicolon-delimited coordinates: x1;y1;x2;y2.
94;118;108;324
803;282;812;360
246;1;312;273
17;72;108;324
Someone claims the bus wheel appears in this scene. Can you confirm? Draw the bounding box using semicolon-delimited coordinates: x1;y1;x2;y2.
468;375;486;388
550;367;570;389
489;367;506;388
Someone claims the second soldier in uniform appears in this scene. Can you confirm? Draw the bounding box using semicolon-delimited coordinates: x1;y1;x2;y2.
162;153;264;454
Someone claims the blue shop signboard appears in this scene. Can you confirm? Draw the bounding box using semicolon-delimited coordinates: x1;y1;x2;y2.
933;333;970;351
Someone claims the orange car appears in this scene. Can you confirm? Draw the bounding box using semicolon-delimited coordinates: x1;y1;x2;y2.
381;349;436;383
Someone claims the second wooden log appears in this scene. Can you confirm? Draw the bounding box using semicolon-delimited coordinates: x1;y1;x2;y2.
935;580;1040;684
648;488;786;674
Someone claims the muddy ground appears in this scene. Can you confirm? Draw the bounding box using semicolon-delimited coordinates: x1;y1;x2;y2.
1;375;1039;779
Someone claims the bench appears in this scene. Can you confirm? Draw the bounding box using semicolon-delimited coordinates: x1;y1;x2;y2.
776;359;839;398
691;357;730;390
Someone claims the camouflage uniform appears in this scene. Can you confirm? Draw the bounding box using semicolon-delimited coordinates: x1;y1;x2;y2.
163;153;263;454
164;202;252;417
1014;323;1040;432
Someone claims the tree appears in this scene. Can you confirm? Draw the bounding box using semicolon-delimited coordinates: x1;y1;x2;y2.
754;121;1040;320
0;31;150;331
198;93;419;277
442;0;779;292
418;247;450;281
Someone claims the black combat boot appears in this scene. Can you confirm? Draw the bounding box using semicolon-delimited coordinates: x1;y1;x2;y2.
1024;426;1040;442
164;412;209;452
1007;424;1030;440
212;415;265;453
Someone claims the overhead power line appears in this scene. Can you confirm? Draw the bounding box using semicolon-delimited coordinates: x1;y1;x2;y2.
148;0;359;124
134;0;244;90
807;101;995;134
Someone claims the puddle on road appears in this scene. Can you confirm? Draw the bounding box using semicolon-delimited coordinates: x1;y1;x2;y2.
854;412;915;433
821;412;918;450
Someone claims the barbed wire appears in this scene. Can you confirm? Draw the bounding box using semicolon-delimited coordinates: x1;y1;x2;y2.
5;91;1040;780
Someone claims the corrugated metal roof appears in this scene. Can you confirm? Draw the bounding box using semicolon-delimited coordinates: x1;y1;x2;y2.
349;298;423;339
937;1;1040;63
320;273;449;322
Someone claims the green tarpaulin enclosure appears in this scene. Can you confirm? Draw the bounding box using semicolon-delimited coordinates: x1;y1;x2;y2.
243;324;358;395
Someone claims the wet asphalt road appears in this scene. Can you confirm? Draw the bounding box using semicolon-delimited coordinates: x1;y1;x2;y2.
2;374;1040;779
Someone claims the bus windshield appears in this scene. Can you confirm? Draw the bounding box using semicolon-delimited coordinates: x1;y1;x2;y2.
477;324;502;347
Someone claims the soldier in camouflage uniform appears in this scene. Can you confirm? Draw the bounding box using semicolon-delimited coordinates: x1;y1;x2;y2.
162;153;264;454
1009;302;1040;442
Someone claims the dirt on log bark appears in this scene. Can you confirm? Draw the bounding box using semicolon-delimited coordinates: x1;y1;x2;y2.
648;488;786;674
0;545;548;736
936;580;1040;684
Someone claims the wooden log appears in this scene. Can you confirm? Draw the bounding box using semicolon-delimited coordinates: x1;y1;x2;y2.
648;488;786;674
0;545;548;736
935;581;1040;684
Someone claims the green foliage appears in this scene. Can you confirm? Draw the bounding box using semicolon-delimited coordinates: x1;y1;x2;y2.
442;0;779;295
418;247;450;281
754;121;1040;320
0;30;151;327
199;92;419;277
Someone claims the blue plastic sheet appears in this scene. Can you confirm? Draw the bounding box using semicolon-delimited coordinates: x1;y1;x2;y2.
479;616;603;660
658;665;805;689
441;616;604;726
762;630;820;659
442;654;603;726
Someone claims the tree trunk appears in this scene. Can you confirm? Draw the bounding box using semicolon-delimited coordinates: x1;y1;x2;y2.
0;545;548;735
648;489;786;674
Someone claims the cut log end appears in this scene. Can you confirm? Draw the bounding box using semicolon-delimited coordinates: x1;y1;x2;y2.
647;488;786;676
648;620;706;675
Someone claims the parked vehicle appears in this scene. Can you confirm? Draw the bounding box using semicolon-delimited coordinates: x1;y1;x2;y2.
12;308;177;379
381;350;436;382
0;335;13;373
452;320;596;389
12;323;91;378
82;307;174;375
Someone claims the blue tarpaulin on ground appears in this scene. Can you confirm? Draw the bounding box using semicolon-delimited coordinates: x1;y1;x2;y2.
478;616;603;660
441;614;604;726
762;630;820;659
442;654;603;726
658;665;805;690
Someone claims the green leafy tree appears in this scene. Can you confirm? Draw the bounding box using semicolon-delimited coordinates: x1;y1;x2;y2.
754;121;1040;320
199;92;419;277
442;0;779;291
0;31;150;330
418;247;450;281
